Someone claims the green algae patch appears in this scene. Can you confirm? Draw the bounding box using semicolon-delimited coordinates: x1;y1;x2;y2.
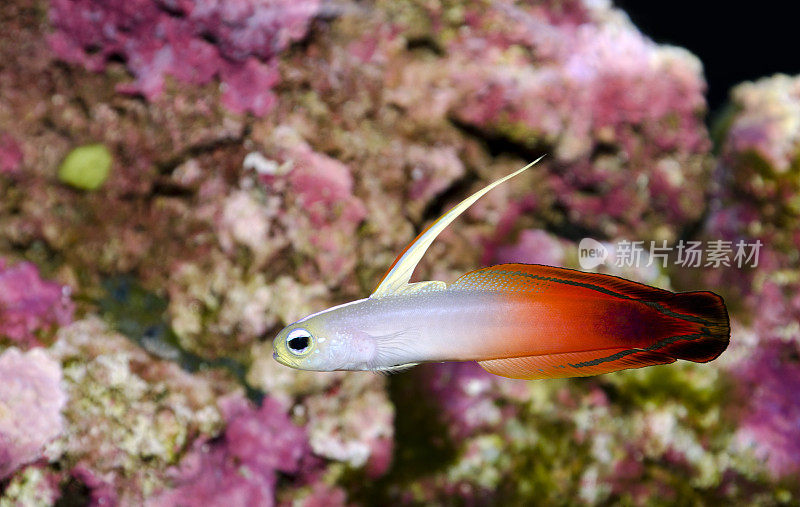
58;144;112;190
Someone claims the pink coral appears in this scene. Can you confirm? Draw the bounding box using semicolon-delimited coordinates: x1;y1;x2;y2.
706;75;800;263
152;394;311;506
423;362;527;440
723;75;800;178
0;259;74;347
264;135;368;284
301;374;394;478
151;442;277;506
0;132;23;174
70;465;119;507
388;1;710;239
705;75;800;263
491;229;566;266
450;6;707;159
286;149;366;229
734;341;800;477
405;145;466;219
699;74;800;482
702;76;800;314
725;279;800;480
48;0;320;115
0;348;67;479
218;394;309;475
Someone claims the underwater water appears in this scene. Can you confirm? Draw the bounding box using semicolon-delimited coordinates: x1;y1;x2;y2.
1;0;799;505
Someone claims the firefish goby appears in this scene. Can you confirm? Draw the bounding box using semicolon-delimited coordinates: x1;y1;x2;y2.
272;158;730;379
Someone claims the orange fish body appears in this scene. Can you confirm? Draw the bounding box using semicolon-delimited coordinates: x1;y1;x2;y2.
453;264;729;379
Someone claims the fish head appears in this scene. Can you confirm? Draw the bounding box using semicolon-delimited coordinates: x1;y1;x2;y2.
272;320;329;370
272;300;377;371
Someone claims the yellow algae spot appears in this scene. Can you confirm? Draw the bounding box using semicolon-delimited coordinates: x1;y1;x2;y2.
58;144;112;190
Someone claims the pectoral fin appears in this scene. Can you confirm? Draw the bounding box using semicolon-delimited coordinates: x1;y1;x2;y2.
370;157;544;298
371;362;421;374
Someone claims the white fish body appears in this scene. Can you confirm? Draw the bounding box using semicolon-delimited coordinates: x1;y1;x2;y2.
274;289;541;371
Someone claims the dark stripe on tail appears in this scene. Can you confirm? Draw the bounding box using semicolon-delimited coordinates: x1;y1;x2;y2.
483;265;719;328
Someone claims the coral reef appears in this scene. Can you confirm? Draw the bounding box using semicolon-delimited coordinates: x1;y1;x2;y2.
0;259;74;348
302;372;394;477
706;75;800;280
0;348;66;479
151;394;310;506
261;128;369;286
733;340;800;478
48;0;321;115
45;318;227;504
0;0;798;504
702;74;800;480
0;466;61;505
0;132;22;175
383;0;711;241
248;344;395;477
372;360;770;505
489;228;567;266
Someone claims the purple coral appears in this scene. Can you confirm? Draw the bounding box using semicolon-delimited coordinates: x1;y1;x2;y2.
700;75;800;480
734;341;800;477
152;394;311;506
48;0;321;115
0;259;74;347
0;348;67;479
725;279;800;481
423;362;527;440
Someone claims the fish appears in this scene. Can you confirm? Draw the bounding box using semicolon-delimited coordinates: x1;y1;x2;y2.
272;158;730;379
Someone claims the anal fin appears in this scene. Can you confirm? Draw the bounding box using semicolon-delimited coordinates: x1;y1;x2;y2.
478;348;676;380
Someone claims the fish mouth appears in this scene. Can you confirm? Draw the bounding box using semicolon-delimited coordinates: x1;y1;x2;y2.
272;350;289;366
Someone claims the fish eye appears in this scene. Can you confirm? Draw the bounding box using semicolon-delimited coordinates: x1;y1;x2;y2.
286;328;313;355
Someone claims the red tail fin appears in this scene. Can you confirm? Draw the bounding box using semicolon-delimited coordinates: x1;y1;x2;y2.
647;290;729;363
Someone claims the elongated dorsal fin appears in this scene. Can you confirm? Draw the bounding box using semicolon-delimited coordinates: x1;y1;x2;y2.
370;157;545;298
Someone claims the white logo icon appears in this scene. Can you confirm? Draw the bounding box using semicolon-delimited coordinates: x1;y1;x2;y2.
578;238;608;269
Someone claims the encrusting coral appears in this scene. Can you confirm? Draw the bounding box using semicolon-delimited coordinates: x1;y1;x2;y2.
0;259;74;348
48;0;322;115
0;348;66;480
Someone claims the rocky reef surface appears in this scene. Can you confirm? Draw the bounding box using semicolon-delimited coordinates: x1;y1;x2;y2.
1;0;798;504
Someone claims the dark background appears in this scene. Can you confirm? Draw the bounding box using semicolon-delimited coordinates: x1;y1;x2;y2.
616;1;800;117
